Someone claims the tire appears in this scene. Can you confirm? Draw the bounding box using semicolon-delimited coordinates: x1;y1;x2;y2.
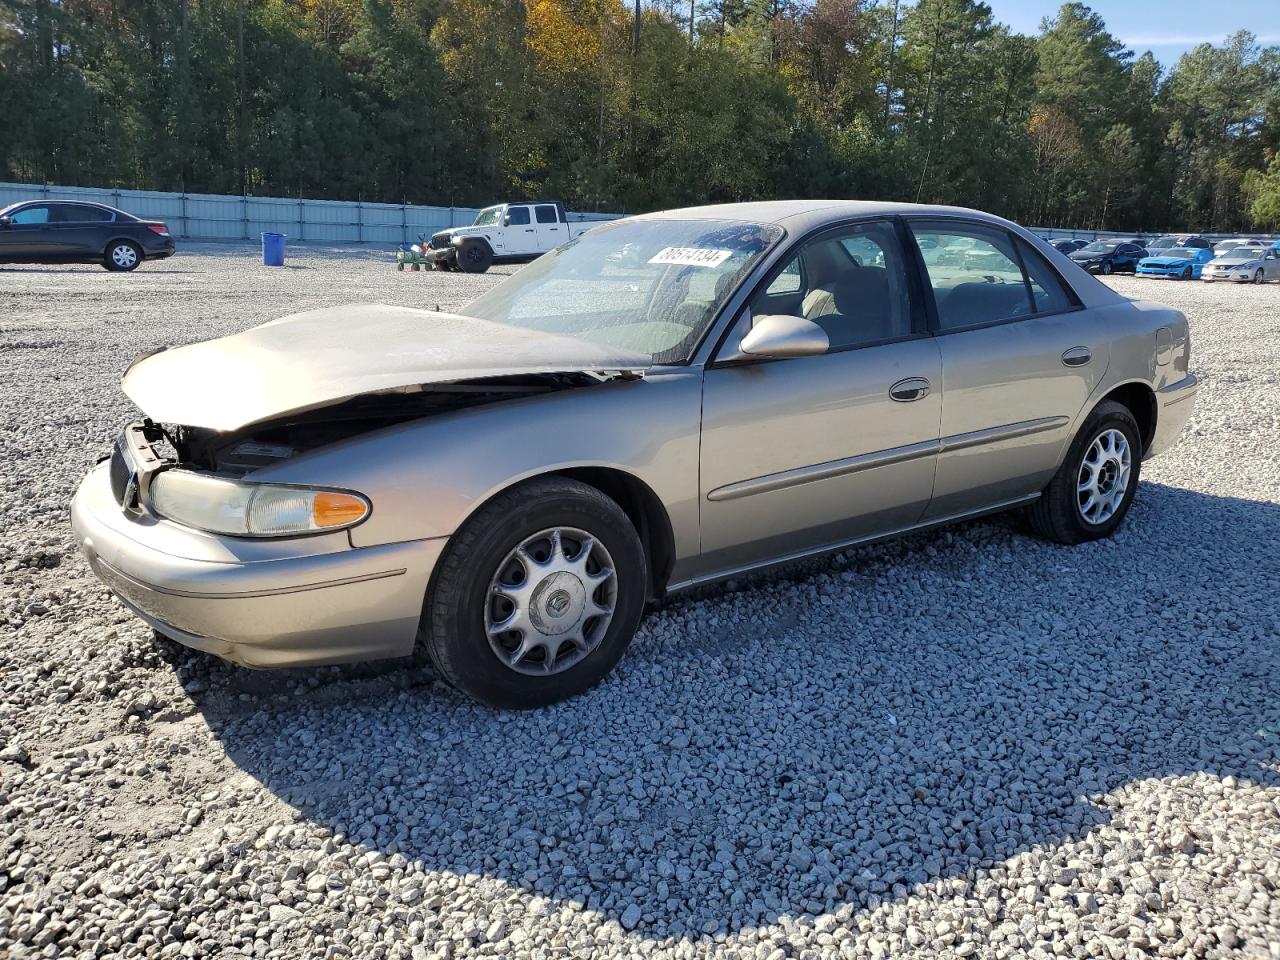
104;240;142;272
1253;269;1264;285
456;239;493;274
1024;400;1142;546
424;476;647;708
1181;266;1192;280
1101;261;1113;275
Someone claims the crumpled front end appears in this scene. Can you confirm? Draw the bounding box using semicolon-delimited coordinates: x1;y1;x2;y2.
71;433;443;668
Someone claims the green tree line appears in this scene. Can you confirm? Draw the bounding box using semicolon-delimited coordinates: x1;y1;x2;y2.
2;0;1279;230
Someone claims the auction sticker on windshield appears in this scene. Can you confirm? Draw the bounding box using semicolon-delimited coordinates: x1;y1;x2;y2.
649;247;734;268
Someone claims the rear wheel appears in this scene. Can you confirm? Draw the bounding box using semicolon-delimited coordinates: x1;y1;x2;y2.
1024;400;1141;546
424;477;647;708
104;241;141;272
456;239;493;274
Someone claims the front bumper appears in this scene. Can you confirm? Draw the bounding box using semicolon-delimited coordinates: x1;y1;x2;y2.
1201;269;1253;282
71;463;445;668
1137;264;1192;278
1146;374;1199;460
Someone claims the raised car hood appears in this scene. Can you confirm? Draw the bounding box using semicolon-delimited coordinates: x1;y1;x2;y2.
123;304;649;432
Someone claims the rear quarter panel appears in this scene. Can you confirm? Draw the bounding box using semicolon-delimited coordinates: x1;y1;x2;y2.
1067;298;1190;454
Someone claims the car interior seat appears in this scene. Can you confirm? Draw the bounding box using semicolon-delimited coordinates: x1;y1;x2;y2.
802;265;899;346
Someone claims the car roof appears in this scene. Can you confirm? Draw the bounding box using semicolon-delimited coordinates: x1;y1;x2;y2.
632;199;1022;234
1;199;130;216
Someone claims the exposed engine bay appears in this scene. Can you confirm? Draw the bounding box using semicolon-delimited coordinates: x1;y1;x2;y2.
163;373;615;475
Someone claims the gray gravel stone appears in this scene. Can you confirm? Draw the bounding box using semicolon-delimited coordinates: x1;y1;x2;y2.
0;252;1276;959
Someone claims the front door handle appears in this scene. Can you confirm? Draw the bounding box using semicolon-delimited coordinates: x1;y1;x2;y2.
1062;346;1092;367
889;377;931;402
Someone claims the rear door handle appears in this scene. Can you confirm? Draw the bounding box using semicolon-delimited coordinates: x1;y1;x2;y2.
889;377;931;402
1062;346;1092;367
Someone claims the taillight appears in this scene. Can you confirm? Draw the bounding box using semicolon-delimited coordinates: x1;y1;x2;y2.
148;224;170;236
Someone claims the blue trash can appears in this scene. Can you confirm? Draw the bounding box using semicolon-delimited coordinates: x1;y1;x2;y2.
261;232;286;267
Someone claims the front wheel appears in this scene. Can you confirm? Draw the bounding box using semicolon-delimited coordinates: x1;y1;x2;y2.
1181;266;1192;280
456;239;493;274
104;241;142;272
1254;269;1264;285
424;477;647;708
1101;261;1114;275
1024;401;1141;545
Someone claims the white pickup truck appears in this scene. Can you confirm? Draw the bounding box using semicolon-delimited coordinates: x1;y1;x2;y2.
424;201;593;273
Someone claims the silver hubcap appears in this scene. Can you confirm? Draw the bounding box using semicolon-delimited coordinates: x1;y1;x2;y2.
485;527;616;676
112;245;137;267
1077;428;1131;525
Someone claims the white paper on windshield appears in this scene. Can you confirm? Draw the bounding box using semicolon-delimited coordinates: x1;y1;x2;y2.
648;247;734;268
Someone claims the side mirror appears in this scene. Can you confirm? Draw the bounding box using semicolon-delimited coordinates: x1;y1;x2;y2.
0;216;10;228
502;214;512;227
739;314;829;360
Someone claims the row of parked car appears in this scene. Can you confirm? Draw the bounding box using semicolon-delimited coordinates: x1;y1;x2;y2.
1046;234;1280;284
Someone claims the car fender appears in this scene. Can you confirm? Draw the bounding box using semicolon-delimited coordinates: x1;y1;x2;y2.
247;370;704;580
447;227;501;253
456;234;497;257
102;233;145;255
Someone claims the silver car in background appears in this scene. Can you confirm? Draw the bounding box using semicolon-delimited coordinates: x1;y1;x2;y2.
71;201;1197;707
1202;245;1280;283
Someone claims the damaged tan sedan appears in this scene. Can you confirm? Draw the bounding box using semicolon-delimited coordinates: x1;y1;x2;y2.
72;201;1197;707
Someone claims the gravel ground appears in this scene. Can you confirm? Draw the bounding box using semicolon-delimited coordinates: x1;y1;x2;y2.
1;245;1277;959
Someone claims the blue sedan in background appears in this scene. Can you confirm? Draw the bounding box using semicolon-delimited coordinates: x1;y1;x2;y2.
1136;246;1215;280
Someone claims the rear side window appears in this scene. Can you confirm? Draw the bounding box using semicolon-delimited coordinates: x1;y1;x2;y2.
534;205;558;224
911;222;1031;330
506;206;530;226
1016;239;1076;314
911;222;1077;330
55;204;113;223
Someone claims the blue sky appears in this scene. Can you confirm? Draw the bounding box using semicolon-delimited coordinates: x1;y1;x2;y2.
984;0;1280;66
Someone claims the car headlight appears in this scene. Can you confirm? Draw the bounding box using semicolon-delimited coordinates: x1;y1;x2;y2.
150;470;370;537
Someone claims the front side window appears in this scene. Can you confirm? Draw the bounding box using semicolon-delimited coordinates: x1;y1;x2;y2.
506;206;531;226
535;205;558;224
763;257;802;295
462;218;782;363
9;205;51;225
910;222;1041;330
749;221;912;350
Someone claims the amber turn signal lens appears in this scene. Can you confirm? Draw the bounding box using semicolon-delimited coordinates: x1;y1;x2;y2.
311;492;369;528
